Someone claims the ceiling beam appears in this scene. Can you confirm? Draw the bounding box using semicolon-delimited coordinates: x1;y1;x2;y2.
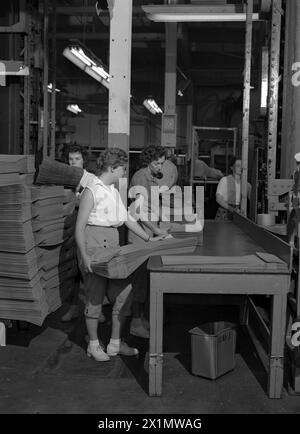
191;42;245;53
50;6;142;15
54;32;165;41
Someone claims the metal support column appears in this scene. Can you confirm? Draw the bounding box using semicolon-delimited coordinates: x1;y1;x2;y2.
161;22;177;149
23;31;30;154
267;0;282;210
108;0;133;152
42;0;49;159
50;0;56;159
186;104;193;153
241;0;253;216
281;0;300;178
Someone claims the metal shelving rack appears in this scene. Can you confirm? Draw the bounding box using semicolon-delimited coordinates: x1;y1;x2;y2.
0;0;43;156
189;126;237;186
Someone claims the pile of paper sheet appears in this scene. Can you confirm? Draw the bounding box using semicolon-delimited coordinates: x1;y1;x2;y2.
35;158;83;188
0;154;35;187
0;155;78;324
0;157;49;324
92;237;197;279
35;187;78;313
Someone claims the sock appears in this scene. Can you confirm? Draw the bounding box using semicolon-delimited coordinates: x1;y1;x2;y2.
107;338;121;355
89;339;99;348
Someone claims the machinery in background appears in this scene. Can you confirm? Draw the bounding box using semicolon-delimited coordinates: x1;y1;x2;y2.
189;126;237;219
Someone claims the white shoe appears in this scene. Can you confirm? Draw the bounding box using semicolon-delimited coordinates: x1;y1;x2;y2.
87;344;110;362
107;341;139;357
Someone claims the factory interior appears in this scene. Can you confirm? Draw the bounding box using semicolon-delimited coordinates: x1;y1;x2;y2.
1;0;300;415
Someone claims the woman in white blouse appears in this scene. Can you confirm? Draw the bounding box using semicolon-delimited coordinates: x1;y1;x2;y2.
61;144;106;323
215;157;251;220
75;148;165;362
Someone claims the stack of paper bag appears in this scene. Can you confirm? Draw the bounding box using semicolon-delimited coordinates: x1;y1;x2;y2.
35;158;83;188
35;187;78;312
0;155;78;324
0;154;35;186
0;180;48;325
92;237;197;279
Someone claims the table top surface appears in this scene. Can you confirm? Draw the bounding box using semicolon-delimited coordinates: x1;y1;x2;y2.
148;221;290;274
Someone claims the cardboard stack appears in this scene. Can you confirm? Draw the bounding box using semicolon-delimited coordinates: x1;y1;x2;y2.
0;154;35;187
35;187;78;313
0;158;48;325
0;155;78;325
36;158;83;188
92;237;198;279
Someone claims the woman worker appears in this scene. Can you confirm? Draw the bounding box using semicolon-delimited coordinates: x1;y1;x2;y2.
128;145;175;338
129;145;174;238
215;156;251;220
75;147;164;361
61;144;106;324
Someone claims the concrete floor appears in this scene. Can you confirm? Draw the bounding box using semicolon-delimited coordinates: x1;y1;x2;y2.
1;302;300;414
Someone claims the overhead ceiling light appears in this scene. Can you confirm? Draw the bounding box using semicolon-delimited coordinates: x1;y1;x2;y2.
142;5;260;22
47;83;61;93
66;104;82;114
143;97;163;115
63;42;110;89
260;47;269;116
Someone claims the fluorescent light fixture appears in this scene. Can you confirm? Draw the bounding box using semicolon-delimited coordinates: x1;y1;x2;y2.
66;104;82;114
143;97;163;115
142;5;260;22
70;47;96;67
260;47;269;116
63;42;110;89
47;83;61;93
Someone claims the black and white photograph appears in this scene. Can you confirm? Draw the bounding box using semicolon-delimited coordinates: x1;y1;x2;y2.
0;0;300;419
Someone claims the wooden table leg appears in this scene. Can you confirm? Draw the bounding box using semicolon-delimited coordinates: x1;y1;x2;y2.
155;288;163;396
149;275;157;396
268;294;287;398
149;275;164;396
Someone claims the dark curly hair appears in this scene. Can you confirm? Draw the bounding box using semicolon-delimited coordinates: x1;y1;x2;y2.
64;143;89;167
229;156;241;173
139;145;166;168
96;148;128;175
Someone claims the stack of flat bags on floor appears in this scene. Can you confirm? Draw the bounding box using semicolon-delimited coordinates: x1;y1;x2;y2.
0;155;78;325
92;237;198;279
0;154;35;186
34;186;78;314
